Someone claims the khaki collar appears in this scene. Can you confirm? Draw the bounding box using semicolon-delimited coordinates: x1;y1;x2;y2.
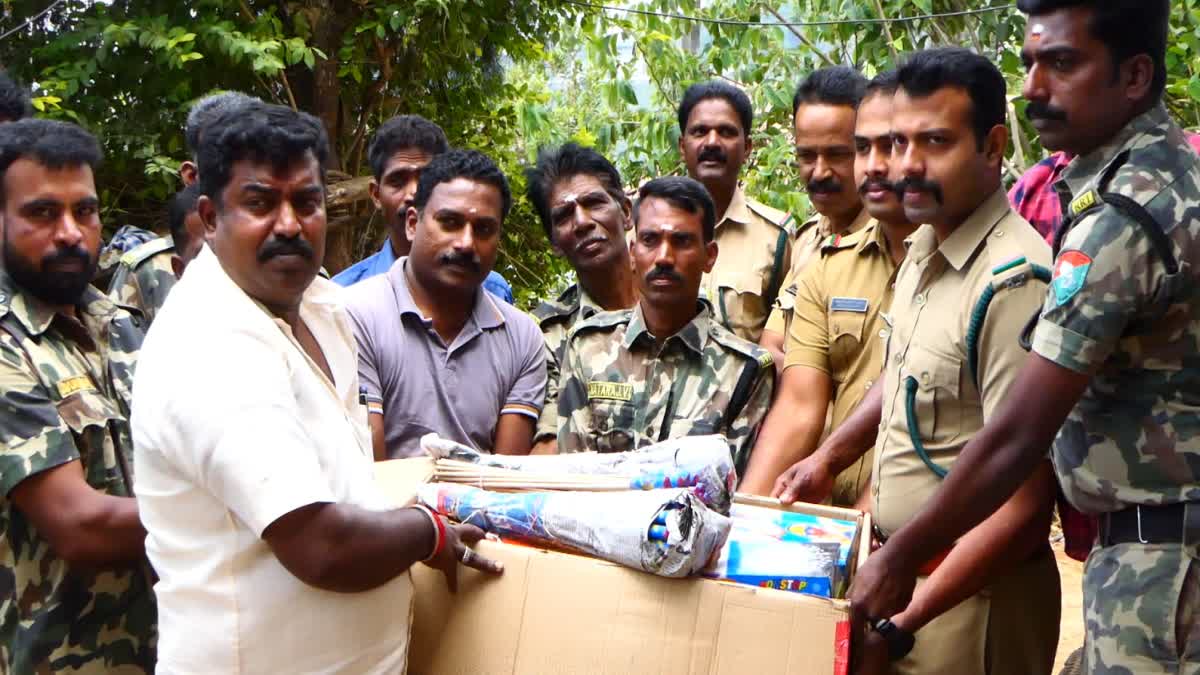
908;188;1011;271
717;184;751;229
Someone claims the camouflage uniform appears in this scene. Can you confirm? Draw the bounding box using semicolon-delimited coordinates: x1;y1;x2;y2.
0;274;157;672
96;225;158;288
701;186;794;344
1031;104;1200;673
107;235;176;326
556;301;774;472
531;284;605;443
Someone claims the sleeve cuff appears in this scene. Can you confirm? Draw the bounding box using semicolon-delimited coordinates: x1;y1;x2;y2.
1031;319;1102;375
783;347;831;374
501;402;541;420
0;430;81;496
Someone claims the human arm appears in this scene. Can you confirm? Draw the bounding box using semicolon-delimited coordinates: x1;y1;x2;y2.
493;318;547;455
758;329;786;380
347;302;389;461
727;361;775;477
773;378;884;503
493;415;535;455
739;366;832;495
532;342;561;453
263;501;501;593
368;414;386;462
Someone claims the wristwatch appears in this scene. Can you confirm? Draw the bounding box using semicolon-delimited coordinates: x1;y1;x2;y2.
871;619;916;661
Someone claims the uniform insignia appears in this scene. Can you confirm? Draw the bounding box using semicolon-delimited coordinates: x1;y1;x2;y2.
1052;250;1093;306
1069;190;1099;217
588;381;634;402
757;352;773;368
830;297;869;313
56;375;94;398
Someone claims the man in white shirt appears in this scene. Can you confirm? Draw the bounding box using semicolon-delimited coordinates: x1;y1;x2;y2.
131;101;501;674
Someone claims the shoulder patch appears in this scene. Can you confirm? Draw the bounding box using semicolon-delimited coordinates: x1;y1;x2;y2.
1051;250;1093;306
119;236;174;268
1068;189;1100;217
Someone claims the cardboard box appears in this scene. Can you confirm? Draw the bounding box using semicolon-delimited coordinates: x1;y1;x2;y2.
376;458;870;675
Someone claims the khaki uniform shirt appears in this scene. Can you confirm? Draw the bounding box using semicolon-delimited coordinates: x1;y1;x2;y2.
531;284;605;442
1033;104;1200;513
702;186;794;343
785;219;900;505
0;275;157;671
556;302;774;472
107;235;177;327
765;207;872;338
872;189;1052;537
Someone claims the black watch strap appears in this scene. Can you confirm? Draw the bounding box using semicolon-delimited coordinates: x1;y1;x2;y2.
871;619;916;661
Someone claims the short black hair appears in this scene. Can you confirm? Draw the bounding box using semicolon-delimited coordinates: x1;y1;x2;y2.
896;48;1007;150
367;115;449;180
863;69;900;102
0;71;31;122
677;81;753;135
196;102;329;205
792;66;868;116
185;91;258;156
0;119;102;206
525;142;626;243
635;176;716;242
167;184;202;253
1017;0;1169;102
413;148;512;219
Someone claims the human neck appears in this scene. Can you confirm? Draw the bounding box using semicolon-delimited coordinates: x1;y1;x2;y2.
828;205;862;234
388;229;412;258
705;180;736;222
404;262;473;343
879;219;919;265
640;299;697;345
578;257;638;312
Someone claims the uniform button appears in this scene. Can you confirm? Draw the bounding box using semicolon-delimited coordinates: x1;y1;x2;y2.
865;380;873;390
994;229;1005;238
833;323;840;332
915;294;926;306
895;352;904;364
921;372;931;386
0;294;6;302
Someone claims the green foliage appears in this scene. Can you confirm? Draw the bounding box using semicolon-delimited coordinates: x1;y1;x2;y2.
5;0;1200;308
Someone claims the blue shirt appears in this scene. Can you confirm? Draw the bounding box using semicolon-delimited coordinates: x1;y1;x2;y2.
332;240;515;303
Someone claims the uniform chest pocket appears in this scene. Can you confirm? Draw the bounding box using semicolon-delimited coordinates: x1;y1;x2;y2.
55;388;125;487
828;310;868;375
589;399;638;453
904;350;962;444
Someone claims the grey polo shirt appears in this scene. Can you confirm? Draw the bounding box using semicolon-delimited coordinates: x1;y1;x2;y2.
344;257;546;459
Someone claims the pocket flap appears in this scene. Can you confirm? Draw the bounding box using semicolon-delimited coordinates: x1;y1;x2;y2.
56;389;122;434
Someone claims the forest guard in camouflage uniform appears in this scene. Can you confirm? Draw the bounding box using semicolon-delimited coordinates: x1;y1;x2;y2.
759;66;871;370
849;3;1200;673
556;176;774;471
0;120;155;672
526;143;639;454
677;81;794;344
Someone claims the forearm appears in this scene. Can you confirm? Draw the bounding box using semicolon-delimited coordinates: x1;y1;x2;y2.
61;495;146;566
814;379;883;475
740;399;826;495
493;414;535;455
892;462;1055;633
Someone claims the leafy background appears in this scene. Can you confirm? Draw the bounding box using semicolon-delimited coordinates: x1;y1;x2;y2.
5;0;1200;307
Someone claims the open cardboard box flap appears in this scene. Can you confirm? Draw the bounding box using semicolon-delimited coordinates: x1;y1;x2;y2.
376;457;869;675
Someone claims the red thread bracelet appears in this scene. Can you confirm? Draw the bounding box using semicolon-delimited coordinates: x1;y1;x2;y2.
414;505;446;561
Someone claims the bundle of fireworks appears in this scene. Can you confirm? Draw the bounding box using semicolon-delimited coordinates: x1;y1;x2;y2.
417;482;731;578
703;503;860;598
420;433;736;514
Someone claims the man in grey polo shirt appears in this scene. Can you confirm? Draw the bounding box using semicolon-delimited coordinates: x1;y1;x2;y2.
345;149;546;460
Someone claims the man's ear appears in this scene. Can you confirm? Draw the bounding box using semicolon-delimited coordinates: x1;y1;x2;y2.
704;240;719;274
170;254;185;280
405;206;419;244
620;195;634;231
197;195;219;241
1122;53;1155;104
368;179;381;211
179;160;198;187
743;134;754;156
984;124;1009;169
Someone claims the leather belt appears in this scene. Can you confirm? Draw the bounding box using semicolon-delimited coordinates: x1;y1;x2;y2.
1098;502;1199;548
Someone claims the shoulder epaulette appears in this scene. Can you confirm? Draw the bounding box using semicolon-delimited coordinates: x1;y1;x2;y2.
569;307;631;338
119;236;174;268
745;198;793;231
531;284;580;324
708;321;771;367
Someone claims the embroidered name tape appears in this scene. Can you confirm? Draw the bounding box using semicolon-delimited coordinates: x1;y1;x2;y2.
588;381;634;402
1069;190;1099;217
830;297;869;313
57;376;94;398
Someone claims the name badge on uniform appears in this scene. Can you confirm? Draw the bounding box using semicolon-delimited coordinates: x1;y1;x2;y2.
57;376;94;398
588;381;633;402
830;297;869;313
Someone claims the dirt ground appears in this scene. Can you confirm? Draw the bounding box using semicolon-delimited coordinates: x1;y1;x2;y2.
1054;542;1086;674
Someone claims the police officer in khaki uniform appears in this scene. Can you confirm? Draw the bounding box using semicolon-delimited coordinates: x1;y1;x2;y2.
775;49;1059;674
761;67;874;366
743;72;917;503
677;81;793;344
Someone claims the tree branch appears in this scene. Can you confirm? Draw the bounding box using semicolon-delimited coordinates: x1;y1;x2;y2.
870;0;899;63
759;4;837;67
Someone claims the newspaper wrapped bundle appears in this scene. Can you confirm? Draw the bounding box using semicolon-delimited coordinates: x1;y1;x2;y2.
420;433;736;514
418;482;732;578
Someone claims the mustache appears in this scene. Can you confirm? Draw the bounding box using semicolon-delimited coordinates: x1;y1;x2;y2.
646;266;682;284
257;236;314;262
439;250;481;271
859;178;895;196
894;176;945;204
1025;101;1068;124
43;245;92;267
807;177;843;195
698;147;727;163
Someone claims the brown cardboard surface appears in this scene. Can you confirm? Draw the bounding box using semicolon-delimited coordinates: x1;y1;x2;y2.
377;458;861;675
